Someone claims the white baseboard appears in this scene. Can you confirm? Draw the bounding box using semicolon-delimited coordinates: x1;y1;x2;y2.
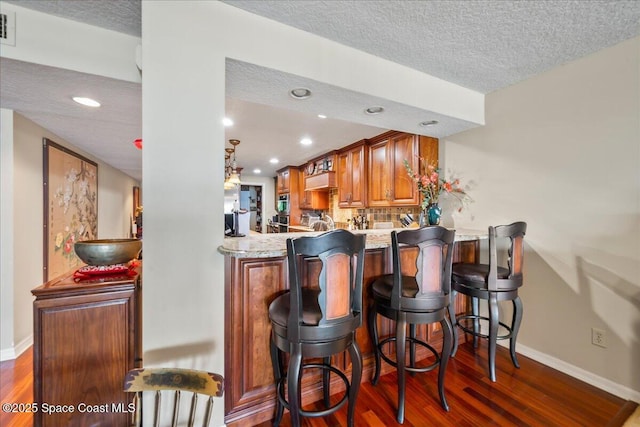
0;334;32;362
513;342;640;402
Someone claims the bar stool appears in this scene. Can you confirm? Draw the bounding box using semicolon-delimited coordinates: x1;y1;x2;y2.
448;221;527;382
269;229;366;427
368;226;455;424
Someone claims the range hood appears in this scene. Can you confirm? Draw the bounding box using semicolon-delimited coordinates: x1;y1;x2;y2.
304;171;337;191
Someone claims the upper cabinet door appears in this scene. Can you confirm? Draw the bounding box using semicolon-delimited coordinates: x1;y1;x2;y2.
277;169;290;194
390;133;419;205
368;132;438;207
337;142;367;208
367;139;391;206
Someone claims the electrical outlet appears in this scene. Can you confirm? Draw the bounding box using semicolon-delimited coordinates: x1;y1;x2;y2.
591;328;606;348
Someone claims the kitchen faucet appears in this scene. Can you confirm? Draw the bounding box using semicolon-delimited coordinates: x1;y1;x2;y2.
324;215;335;230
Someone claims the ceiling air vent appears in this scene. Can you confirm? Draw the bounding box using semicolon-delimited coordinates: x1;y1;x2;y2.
0;10;16;46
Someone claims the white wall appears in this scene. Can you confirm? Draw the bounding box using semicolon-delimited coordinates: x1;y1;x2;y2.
0;3;141;83
443;36;640;398
0;112;139;360
241;174;278;231
141;0;226;370
0;109;16;356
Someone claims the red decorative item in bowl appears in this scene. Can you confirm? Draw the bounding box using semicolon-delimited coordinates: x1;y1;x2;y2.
76;264;130;276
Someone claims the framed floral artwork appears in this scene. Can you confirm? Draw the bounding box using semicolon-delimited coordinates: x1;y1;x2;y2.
43;138;98;281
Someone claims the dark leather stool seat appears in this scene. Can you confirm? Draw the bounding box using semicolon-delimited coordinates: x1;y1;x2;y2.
269;288;322;327
372;275;448;307
368;226;455;424
269;229;366;427
452;264;511;287
448;221;527;382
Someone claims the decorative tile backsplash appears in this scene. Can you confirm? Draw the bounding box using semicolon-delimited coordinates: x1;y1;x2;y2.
326;189;421;228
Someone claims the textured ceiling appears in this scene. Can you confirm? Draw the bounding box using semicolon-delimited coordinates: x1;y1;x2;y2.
3;0;142;36
2;0;639;181
0;58;143;178
224;0;640;93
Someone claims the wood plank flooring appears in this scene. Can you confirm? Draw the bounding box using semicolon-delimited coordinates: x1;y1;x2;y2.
253;342;635;427
1;343;636;426
0;347;33;427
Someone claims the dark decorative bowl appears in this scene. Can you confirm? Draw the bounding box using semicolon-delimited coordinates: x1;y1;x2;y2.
74;239;142;266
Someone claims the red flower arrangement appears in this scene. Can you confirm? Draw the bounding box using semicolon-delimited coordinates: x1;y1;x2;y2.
404;158;471;211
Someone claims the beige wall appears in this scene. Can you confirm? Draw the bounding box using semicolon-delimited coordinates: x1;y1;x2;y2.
443;36;640;397
0;112;139;359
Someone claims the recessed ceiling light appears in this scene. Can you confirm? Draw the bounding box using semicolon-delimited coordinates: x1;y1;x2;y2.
223;117;234;127
419;120;439;127
290;88;312;99
253;168;261;174
317;114;327;119
300;138;312;146
269;158;279;164
365;106;384;115
72;96;101;107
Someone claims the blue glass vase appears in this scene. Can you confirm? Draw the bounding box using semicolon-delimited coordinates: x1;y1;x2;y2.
427;203;442;225
419;203;442;227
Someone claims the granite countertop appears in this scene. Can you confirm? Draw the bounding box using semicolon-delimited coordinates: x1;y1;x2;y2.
287;225;315;232
218;227;487;258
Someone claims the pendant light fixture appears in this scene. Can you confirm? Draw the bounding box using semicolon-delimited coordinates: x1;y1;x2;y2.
224;139;242;188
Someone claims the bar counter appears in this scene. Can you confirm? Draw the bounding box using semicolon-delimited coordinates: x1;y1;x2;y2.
218;227;487;258
218;227;485;426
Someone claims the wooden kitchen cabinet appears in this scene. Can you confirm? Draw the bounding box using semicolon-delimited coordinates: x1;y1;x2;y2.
298;165;329;210
337;141;367;208
224;256;288;425
299;189;329;210
276;167;291;194
368;131;438;207
32;264;142;427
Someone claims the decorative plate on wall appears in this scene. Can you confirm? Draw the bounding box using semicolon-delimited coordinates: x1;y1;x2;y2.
306;162;316;176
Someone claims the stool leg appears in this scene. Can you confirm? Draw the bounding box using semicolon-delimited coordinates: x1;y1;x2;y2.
510;296;523;369
368;302;382;385
488;294;499;382
448;290;459;357
347;339;362;427
287;344;303;427
395;312;407;424
409;323;417;376
322;357;331;407
438;316;452;412
472;297;480;348
270;336;284;426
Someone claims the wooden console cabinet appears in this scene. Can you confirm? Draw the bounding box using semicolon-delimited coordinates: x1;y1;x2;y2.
32;264;142;427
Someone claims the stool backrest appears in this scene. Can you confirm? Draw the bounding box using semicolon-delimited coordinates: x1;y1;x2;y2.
391;226;456;311
488;221;527;291
286;229;366;341
123;368;223;427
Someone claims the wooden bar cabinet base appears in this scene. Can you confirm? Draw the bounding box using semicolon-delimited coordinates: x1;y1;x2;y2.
224;241;477;426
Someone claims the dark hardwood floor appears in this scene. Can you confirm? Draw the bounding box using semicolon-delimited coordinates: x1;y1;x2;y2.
1;343;636;427
253;342;636;427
